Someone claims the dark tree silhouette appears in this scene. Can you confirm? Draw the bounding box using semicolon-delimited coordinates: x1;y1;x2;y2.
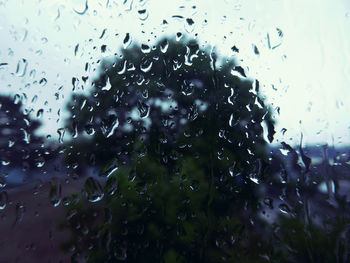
64;38;275;176
0;95;49;173
62;37;279;262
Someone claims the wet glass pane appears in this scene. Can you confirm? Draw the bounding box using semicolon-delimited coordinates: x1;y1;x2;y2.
1;0;350;262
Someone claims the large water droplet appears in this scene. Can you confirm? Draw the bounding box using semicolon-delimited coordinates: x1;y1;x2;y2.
101;115;119;138
137;9;149;21
84;177;104;202
57;128;65;144
137;101;150;118
160;40;169;53
140;60;153;73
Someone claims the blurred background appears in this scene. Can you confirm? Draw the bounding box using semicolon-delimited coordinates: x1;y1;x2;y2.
0;0;350;262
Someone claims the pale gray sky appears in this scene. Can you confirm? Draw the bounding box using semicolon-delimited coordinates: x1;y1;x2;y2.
0;0;350;146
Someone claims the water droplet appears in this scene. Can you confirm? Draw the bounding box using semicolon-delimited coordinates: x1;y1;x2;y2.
84;177;104;202
230;66;247;78
279;203;290;215
0;177;6;188
176;32;183;41
160;40;169;53
101;115;119;138
141;44;151;53
137;9;149;21
35;157;45;168
181;80;194;96
0;63;8;69
123;33;132;49
140;60;153;73
0;191;8;210
36;109;44;118
72;121;78;138
73;0;88;15
39;78;47;87
14;94;21;104
231;46;239;53
7;139;15;148
267;27;283;49
249;173;259;184
102;77;112;91
85;124;95;135
16;58;28;77
49;179;62;207
185;18;195;33
57;128;65;144
100;160;119;178
137;101;150;118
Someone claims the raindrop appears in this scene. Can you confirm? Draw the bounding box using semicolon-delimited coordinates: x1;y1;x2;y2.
36;109;44;118
15;58;28;77
0;191;8;210
137;101;150;118
0;177;6;188
100;160;119;178
72;77;79;91
229;113;237;127
101;116;119;138
14;94;21;104
84;177;104;202
0;63;8;69
99;28;107;39
85;124;95;135
57;128;65;144
22;129;30;144
35;157;45;168
267;27;283;49
102;77;112;91
141;44;151;53
230;66;247;78
160;39;169;53
49;179;62;207
123;33;132;49
74;44;79;56
181;80;194;96
73;0;88;15
118;60;127;75
140;60;153;73
1;160;10;166
39;78;47;86
137;9;149;21
229;162;237;176
231;46;239;53
253;44;260;55
176;32;183;41
8;140;15;148
279;203;290;215
72;121;78;138
185;18;195;33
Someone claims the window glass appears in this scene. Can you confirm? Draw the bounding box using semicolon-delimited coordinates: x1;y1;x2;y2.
0;0;349;262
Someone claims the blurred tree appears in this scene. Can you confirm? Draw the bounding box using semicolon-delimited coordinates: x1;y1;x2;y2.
63;37;277;262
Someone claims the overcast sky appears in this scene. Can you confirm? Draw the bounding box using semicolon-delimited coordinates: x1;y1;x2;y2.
0;0;350;147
